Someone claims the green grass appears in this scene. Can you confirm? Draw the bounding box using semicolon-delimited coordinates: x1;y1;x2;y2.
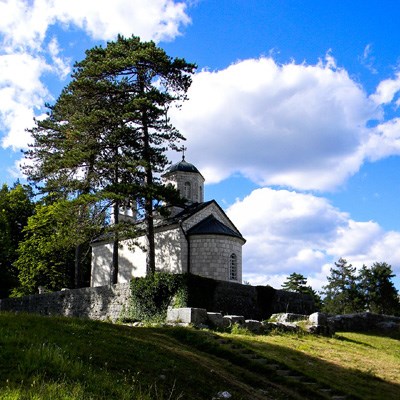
0;312;399;399
219;329;400;400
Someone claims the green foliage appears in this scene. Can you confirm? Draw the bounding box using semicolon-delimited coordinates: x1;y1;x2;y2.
281;272;308;292
129;273;188;323
358;262;400;315
25;35;196;279
230;323;253;336
13;200;94;295
0;182;34;298
322;258;362;314
281;272;322;309
322;258;400;315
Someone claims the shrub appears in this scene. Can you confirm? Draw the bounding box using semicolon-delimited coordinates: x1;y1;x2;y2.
129;273;188;323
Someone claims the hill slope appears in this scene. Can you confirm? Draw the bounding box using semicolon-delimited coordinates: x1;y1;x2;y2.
0;313;399;399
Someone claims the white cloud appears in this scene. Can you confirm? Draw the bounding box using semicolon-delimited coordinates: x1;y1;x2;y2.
227;188;400;291
47;37;71;79
54;0;190;42
0;53;50;149
172;56;382;191
363;118;400;161
0;0;190;50
359;44;377;74
0;0;54;51
370;72;400;105
0;0;191;151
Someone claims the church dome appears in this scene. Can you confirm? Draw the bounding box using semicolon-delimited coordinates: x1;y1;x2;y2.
162;154;205;204
165;158;201;174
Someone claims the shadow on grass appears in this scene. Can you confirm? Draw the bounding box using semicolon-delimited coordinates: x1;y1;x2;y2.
0;313;286;399
164;327;400;400
1;313;399;400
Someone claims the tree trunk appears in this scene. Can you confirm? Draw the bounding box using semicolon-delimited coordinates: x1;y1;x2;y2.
112;201;119;284
139;71;156;275
74;244;81;288
145;197;155;275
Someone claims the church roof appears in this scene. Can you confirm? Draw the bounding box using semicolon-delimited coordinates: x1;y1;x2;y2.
159;200;244;240
92;200;245;244
163;157;204;179
161;201;213;225
187;214;244;239
167;159;199;173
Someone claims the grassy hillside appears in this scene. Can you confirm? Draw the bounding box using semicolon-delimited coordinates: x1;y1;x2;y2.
0;313;399;400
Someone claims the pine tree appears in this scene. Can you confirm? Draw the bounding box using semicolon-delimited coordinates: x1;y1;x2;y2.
25;35;196;282
322;258;363;314
282;272;308;292
359;262;400;315
282;272;322;309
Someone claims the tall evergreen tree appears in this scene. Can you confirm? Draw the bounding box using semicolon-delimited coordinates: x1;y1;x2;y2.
359;262;400;315
282;272;322;309
322;258;363;314
25;35;196;282
282;272;308;292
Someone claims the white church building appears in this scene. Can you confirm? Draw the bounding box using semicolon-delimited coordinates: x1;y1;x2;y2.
90;157;246;287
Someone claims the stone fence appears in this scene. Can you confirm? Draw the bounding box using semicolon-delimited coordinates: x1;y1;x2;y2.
0;275;316;322
327;312;400;332
182;275;316;320
166;309;400;336
0;284;131;321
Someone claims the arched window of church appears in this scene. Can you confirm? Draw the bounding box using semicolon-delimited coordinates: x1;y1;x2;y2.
193;182;198;202
184;181;191;199
229;253;238;281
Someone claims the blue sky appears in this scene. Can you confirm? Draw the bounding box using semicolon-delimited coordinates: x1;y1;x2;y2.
1;0;400;290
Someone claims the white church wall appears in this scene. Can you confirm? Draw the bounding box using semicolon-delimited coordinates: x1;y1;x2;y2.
91;243;113;287
91;239;147;287
189;235;243;282
118;237;147;282
154;226;187;273
91;227;188;287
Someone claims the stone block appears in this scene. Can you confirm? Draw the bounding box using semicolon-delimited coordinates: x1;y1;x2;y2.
166;307;208;325
244;319;264;333
308;312;328;326
270;313;308;323
222;315;245;327
207;312;224;328
263;321;299;333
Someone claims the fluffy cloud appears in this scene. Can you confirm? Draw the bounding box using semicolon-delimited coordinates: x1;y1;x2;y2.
171;56;384;191
370;72;400;105
0;0;190;50
363;118;400;161
0;53;50;149
53;0;190;42
0;0;191;151
227;188;400;290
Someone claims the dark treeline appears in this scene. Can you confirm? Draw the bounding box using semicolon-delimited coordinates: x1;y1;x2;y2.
282;258;400;316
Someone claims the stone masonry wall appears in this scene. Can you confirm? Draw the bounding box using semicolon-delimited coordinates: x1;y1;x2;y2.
0;278;316;322
189;235;243;282
0;283;131;322
163;170;204;203
185;275;316;320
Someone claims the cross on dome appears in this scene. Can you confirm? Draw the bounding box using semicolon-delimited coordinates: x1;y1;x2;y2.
180;145;187;160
